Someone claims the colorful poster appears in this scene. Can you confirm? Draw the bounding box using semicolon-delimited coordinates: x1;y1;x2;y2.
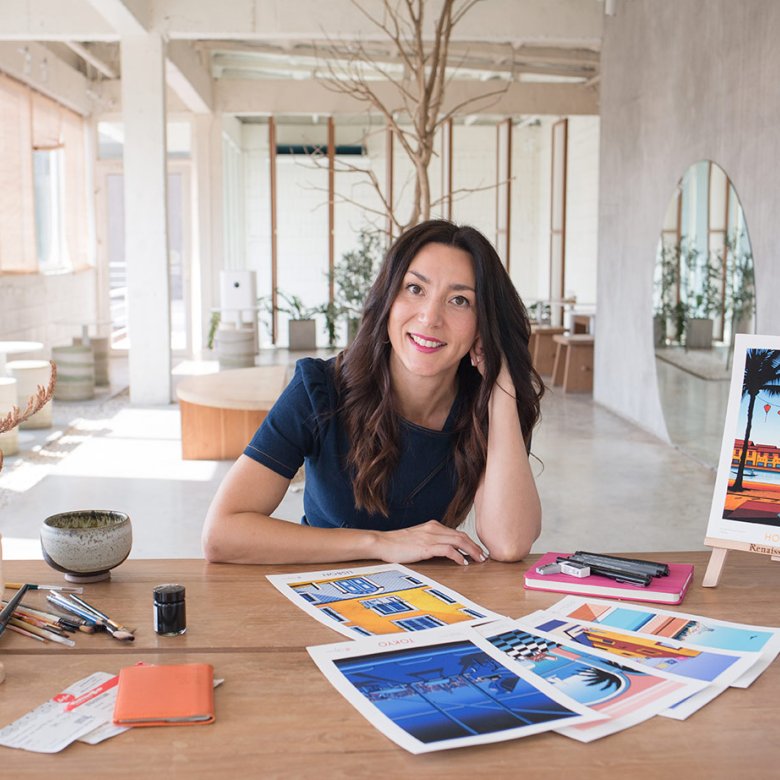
475;619;702;742
519;610;761;718
547;595;780;687
267;564;503;638
705;334;780;556
307;627;600;753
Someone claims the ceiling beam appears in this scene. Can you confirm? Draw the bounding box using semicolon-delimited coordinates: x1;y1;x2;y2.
0;0;116;41
166;41;214;114
65;41;117;79
155;0;604;46
0;41;91;115
85;0;149;36
215;77;598;117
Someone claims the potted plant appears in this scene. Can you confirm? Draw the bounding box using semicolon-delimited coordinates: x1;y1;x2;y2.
262;290;321;351
682;242;721;349
724;231;756;336
653;241;686;346
321;228;383;347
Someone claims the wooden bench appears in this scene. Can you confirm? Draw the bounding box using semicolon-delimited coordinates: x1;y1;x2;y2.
176;365;289;460
551;334;595;393
529;325;567;376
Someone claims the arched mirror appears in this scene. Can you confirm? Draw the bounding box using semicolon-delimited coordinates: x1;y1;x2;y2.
653;160;756;465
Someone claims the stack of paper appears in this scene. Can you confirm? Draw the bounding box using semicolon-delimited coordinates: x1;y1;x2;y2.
270;564;780;753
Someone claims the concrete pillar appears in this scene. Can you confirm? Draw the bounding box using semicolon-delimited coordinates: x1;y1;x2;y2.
120;33;171;404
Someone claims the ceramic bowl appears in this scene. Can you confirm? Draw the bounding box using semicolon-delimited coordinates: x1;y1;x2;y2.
40;510;132;583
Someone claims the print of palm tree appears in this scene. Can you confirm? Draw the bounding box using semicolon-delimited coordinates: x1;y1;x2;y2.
575;667;623;691
732;349;780;492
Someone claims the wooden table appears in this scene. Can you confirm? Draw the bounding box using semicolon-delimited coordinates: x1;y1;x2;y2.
175;365;289;460
1;552;778;777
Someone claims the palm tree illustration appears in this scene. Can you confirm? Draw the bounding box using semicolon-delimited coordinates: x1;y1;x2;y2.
732;349;780;492
575;667;623;691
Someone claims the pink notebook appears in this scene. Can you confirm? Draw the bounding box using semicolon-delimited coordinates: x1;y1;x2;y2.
523;552;694;605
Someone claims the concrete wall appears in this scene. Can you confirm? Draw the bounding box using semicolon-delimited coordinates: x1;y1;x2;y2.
0;268;97;353
596;0;780;439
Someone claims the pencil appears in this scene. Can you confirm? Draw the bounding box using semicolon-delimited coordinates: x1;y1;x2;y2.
5;582;84;594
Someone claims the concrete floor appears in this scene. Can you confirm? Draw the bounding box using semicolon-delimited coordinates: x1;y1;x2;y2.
0;350;721;561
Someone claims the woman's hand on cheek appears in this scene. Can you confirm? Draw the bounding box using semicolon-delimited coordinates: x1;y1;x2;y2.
370;520;488;566
469;341;485;377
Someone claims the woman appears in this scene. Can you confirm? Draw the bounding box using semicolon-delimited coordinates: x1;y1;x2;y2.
202;220;544;566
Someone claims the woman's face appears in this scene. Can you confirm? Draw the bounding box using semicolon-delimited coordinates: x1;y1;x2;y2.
387;241;478;384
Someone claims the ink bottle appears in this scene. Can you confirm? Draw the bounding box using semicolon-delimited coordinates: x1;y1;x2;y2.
153;584;187;636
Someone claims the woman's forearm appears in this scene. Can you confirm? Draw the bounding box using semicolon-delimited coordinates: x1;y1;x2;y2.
473;379;541;561
202;510;379;564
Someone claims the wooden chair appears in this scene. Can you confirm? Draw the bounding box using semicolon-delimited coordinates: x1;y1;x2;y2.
551;334;595;393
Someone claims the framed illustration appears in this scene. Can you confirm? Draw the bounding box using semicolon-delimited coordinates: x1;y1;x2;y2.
703;334;780;585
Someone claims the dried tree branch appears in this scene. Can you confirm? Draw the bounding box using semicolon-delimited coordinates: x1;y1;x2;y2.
0;361;57;471
313;0;491;233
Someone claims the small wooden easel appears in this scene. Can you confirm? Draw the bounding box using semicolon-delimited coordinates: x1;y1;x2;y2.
703;539;780;587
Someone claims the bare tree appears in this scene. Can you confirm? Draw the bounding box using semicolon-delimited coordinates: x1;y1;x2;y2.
0;362;57;471
317;0;509;234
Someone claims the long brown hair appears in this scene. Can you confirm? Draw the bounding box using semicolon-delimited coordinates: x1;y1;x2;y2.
334;220;543;527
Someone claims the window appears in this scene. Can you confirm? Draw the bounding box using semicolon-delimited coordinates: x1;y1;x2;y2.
361;596;413;616
393;615;445;631
332;577;382;596
320;607;346;623
427;589;457;605
33;148;69;271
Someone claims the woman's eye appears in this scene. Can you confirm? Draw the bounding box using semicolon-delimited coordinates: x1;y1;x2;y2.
451;295;470;307
406;283;422;295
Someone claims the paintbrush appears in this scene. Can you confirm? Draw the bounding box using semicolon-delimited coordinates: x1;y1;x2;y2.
46;592;102;628
11;602;95;633
8;617;76;647
0;584;30;638
5;582;84;594
69;594;135;641
7;623;46;643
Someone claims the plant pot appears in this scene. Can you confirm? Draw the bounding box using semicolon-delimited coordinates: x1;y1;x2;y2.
686;317;714;349
216;326;256;369
653;316;666;348
289;319;317;351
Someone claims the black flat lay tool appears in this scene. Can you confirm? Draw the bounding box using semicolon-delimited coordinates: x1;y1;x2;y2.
0;584;31;638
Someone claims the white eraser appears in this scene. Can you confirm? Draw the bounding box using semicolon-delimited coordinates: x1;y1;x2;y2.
559;561;591;578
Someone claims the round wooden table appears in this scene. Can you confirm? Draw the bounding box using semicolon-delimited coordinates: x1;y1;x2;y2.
175;365;290;460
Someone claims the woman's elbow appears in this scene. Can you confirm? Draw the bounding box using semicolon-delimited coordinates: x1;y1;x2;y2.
201;521;230;563
488;540;533;563
484;518;541;563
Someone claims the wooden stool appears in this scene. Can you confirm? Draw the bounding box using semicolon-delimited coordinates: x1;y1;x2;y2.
552;334;595;393
529;325;566;376
52;345;95;401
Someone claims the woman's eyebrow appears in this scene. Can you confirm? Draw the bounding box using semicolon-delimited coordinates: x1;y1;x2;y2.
407;269;475;292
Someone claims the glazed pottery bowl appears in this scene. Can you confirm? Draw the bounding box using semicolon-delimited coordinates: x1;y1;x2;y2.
40;510;132;583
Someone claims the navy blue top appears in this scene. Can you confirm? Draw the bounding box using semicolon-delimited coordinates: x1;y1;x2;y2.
243;358;461;530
